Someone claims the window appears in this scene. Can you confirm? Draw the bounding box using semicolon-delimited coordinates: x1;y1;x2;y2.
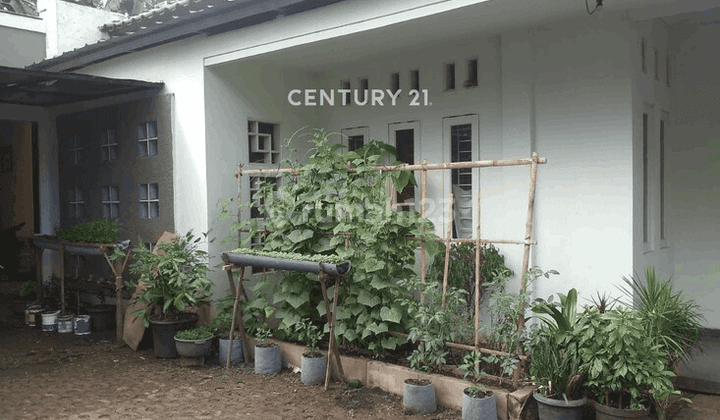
101;128;118;161
249;176;278;219
410;69;420;91
389;121;420;211
341;80;351;106
465;59;478;87
444;116;478;238
69;135;82;165
390;72;400;94
248;120;279;164
137;121;158;157
358;78;369;104
68;186;84;219
642;111;649;244
341;127;369;152
138;183;159;219
641;38;647;74
654;48;659;80
660;111;668;246
102;185;120;220
445;63;456;91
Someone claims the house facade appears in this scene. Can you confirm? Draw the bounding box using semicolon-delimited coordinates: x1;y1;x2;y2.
2;0;719;381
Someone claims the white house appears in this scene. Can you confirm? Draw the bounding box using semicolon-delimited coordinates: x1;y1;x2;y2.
2;0;719;389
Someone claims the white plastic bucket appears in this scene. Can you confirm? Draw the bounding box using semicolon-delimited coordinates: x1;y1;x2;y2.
57;314;74;333
41;310;60;332
74;315;91;335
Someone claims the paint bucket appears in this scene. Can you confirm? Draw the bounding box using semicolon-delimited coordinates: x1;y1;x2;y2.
57;313;74;333
41;310;60;332
25;305;42;327
74;315;91;335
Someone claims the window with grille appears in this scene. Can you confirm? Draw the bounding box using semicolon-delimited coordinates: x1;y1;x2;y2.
68;187;84;219
390;122;418;212
248;121;279;164
137;121;158;157
138;183;159;219
69;135;82;165
341;127;369;152
101;128;118;161
102;185;120;220
451;124;473;191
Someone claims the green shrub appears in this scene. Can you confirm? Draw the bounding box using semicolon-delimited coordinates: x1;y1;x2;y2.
57;220;118;243
176;325;214;340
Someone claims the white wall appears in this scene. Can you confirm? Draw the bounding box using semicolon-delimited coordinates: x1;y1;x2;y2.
667;21;720;329
0;12;45;67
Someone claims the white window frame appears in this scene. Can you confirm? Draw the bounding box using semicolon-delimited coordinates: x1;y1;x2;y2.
138;182;159;220
102;185;120;220
248;120;279;165
137;121;158;157
659;110;669;249
443;115;479;238
101;128;118;162
69;186;84;219
642;102;655;254
389;121;421;211
341;126;370;152
69;135;82;165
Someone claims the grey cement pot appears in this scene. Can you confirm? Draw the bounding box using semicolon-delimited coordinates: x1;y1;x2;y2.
300;352;327;385
254;343;281;374
462;388;497;420
403;379;436;414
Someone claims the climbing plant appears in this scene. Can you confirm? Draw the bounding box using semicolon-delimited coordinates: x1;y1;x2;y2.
221;129;442;354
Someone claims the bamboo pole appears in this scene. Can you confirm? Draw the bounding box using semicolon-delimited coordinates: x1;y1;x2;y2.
59;243;65;314
226;264;250;368
517;151;539;331
419;164;428;289
388;179;397;211
387;331;527;361
474;192;482;349
238;156;547;176
319;271;346;388
441;191;454;308
103;247;131;344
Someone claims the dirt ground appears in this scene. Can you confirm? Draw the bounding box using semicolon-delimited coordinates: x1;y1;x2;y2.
1;326;719;420
0;327;462;420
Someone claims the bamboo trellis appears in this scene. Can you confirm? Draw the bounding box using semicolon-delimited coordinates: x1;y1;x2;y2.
236;152;546;387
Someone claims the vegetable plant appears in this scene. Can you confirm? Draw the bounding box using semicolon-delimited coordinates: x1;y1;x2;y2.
176;324;214;341
220;129;441;355
126;231;213;327
294;317;324;357
57;220;118;243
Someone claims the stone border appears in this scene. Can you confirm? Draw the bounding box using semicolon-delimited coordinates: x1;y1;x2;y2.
264;338;535;420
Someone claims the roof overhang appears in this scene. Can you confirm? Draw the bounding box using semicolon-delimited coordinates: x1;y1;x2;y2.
0;65;164;107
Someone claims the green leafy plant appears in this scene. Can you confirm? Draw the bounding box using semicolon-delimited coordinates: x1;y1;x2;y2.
20;281;35;297
400;277;471;373
126;231;213;327
222;129;442;355
56;220;118;243
577;306;676;411
619;267;703;371
294;317;324;356
254;325;273;345
176;324;214;341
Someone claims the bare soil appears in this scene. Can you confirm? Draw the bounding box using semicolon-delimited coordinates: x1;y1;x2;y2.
0;327;462;420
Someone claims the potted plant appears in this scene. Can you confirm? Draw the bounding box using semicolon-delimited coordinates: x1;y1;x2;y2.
458;351;497;420
175;324;214;358
529;288;587;420
576;306;677;420
294;318;327;385
253;325;281;375
209;292;244;364
126;231;213;358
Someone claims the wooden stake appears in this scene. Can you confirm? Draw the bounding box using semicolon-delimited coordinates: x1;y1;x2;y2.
419;165;429;294
226;264;250;368
517;152;539;331
474;192;482;349
319;271;346;389
59;243;65;314
441;191;454;308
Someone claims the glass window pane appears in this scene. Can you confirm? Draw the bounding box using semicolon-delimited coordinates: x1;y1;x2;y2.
148;139;158;156
109;146;118;161
137;124;147;140
112;203;119;219
102;148;109;161
138;141;147;157
148;121;157;138
149;183;158;200
102;187;109;202
138;184;148;201
149;202;159;219
103;203;110;219
110;186;119;201
139;202;148;219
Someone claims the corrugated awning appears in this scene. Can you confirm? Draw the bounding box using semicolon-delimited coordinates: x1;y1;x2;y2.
0;66;163;107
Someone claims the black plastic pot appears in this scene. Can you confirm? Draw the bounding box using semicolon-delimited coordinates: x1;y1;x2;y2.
149;313;199;358
533;392;586;420
593;400;651;420
87;304;116;331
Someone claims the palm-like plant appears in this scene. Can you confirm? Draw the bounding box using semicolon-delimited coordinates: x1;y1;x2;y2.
619;267;704;370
